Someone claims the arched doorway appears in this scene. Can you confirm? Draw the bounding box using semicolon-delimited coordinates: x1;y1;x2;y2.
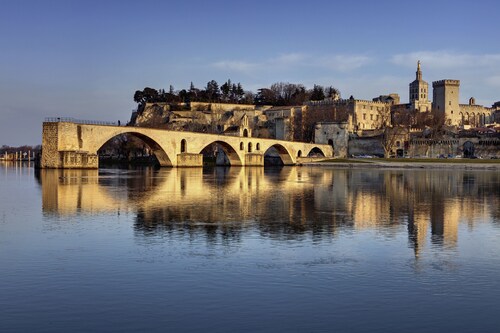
463;141;475;158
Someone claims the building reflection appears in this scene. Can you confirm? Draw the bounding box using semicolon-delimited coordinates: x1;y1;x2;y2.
36;166;499;254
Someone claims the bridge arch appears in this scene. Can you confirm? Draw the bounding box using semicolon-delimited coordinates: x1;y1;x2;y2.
199;140;242;166
264;144;294;165
97;131;173;167
307;147;326;157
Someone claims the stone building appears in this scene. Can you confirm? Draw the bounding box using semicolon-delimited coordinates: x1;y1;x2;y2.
131;61;498;155
432;79;497;127
314;122;349;158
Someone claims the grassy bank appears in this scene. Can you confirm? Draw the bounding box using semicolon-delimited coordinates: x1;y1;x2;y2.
315;157;500;165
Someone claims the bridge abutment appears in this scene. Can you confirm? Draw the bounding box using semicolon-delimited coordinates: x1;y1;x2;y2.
41;122;98;169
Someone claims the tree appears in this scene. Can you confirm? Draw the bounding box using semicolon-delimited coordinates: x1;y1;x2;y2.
235;83;244;102
220;79;231;102
309;85;325;101
205;80;220;102
374;108;411;158
133;87;159;105
255;88;277;105
325;86;341;99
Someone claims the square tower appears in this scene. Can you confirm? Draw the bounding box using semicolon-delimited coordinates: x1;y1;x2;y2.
432;80;460;125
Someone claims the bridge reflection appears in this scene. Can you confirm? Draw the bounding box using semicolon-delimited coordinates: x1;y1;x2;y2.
36;167;499;256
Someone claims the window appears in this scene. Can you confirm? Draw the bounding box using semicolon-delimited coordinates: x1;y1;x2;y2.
180;139;187;153
363;113;366;120
248;142;252;152
256;143;260;151
449;101;451;105
240;142;244;151
370;114;373;120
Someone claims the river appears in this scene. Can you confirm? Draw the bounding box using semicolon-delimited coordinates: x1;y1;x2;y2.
1;162;499;332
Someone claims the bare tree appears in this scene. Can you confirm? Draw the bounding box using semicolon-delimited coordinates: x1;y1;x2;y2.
374;108;410;158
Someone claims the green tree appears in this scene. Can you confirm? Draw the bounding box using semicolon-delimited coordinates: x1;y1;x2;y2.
205;80;220;102
309;85;325;101
220;79;231;102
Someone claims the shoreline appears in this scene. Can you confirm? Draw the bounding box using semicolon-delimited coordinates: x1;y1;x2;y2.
300;159;500;170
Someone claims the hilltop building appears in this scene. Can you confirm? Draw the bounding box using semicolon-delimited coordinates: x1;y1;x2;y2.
303;61;499;132
130;61;498;158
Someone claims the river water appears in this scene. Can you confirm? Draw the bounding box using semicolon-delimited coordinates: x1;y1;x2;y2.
1;163;499;332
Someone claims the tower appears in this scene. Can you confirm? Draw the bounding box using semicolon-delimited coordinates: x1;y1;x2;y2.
409;61;431;112
432;80;460;126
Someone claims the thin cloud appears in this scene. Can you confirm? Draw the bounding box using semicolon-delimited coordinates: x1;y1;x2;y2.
391;51;500;69
317;55;372;72
211;53;372;73
212;60;258;73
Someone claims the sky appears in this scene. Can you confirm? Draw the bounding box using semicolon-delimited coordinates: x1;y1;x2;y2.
1;0;500;146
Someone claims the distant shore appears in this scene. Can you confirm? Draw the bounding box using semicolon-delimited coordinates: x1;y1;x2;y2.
301;158;500;170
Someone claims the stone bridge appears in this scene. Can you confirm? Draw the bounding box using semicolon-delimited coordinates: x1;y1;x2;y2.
40;120;333;168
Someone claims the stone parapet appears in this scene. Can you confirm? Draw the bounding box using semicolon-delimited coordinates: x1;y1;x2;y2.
432;79;460;87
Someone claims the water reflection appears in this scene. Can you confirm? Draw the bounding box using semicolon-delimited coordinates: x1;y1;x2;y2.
36;166;500;255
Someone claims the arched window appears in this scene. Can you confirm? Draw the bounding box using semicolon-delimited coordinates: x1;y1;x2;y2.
181;139;187;153
248;142;252;153
256;143;260;151
328;139;333;146
297;150;302;157
243;129;248;137
240;142;244;151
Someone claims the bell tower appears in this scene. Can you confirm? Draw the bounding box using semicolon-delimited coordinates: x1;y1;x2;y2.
409;61;431;112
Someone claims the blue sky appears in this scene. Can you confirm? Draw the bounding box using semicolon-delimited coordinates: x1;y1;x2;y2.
1;0;499;145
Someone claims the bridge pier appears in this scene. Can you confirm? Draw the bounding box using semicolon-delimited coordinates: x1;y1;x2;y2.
177;153;203;167
245;154;264;166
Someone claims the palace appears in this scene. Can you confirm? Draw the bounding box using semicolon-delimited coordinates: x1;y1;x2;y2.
303;61;499;132
130;62;499;158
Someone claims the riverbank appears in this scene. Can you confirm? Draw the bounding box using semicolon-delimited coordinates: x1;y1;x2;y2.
301;158;500;170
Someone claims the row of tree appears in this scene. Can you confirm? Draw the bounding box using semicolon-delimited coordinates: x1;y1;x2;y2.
133;80;340;109
0;145;41;154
